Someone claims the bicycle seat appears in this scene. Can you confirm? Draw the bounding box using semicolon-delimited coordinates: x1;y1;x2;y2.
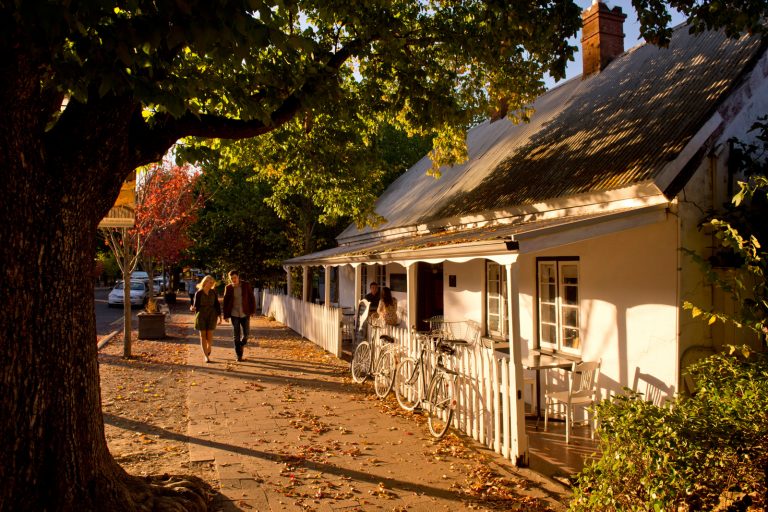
379;334;395;344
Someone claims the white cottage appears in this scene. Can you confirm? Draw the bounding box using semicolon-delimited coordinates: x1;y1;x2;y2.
268;3;768;465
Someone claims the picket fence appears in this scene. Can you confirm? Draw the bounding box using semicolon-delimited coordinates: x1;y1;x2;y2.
367;323;524;463
262;290;527;465
262;290;342;357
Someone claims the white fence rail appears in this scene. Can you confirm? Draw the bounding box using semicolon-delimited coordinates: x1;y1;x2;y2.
262;290;342;357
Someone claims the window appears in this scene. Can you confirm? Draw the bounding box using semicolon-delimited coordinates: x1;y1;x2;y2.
375;265;386;288
360;266;368;298
486;261;508;338
361;265;386;297
538;259;581;354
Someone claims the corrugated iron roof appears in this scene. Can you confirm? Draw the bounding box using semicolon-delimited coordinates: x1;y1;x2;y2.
424;29;762;223
337;25;764;241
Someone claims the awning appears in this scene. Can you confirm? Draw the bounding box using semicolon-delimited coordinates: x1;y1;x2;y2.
284;203;671;267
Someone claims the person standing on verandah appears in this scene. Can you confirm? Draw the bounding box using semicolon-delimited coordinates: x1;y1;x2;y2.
376;286;399;327
222;270;256;362
365;281;381;326
190;275;222;363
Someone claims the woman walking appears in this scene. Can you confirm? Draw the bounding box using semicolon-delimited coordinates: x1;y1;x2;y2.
190;275;221;363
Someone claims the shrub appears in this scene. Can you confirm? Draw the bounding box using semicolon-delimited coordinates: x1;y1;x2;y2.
570;347;768;511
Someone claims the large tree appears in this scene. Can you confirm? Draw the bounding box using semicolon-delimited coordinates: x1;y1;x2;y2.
184;163;294;282
183;114;434;265
0;1;764;511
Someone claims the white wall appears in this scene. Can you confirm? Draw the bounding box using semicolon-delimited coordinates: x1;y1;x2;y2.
338;265;356;310
516;218;680;400
443;260;484;325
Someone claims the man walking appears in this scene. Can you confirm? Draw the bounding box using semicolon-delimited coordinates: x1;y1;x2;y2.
222;270;256;361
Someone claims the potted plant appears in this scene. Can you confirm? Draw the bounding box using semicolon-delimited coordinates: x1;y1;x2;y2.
137;296;165;339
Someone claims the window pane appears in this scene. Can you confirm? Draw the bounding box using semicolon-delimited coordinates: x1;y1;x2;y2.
563;327;580;349
541;304;556;324
562;306;579;328
540;263;556;282
488;296;499;314
500;267;507;296
561;264;578;284
488;315;499;333
540;282;556;302
563;285;578;305
541;324;557;344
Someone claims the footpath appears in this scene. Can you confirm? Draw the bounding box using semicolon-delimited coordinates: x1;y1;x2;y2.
175;305;568;511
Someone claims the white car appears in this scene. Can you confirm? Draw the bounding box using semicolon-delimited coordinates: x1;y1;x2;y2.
107;280;149;308
152;276;168;295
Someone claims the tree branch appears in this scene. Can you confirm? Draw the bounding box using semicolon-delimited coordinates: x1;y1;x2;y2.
139;39;363;158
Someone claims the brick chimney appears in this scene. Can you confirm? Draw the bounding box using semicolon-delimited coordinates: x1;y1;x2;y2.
581;0;627;78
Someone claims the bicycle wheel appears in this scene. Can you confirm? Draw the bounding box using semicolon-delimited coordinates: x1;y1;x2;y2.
427;372;456;439
351;341;372;383
394;357;421;410
373;348;396;398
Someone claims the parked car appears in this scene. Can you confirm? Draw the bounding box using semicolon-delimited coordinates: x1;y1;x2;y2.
131;270;149;281
152;276;168;295
107;280;149;308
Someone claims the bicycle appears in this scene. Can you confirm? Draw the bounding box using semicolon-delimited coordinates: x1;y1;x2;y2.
350;300;371;384
394;330;467;438
351;324;399;399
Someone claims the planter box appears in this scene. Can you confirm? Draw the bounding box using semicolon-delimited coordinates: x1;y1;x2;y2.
138;312;165;339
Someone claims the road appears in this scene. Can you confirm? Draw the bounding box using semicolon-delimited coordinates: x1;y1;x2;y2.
94;287;137;337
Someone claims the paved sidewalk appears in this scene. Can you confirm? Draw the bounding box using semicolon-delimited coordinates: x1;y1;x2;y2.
181;308;568;511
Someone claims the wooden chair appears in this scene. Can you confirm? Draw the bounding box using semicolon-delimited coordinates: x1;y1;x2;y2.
544;359;601;443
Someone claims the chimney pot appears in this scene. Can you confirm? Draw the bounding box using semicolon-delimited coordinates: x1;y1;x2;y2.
581;1;627;78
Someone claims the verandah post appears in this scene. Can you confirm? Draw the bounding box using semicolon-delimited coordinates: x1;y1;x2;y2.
324;264;331;306
505;260;529;466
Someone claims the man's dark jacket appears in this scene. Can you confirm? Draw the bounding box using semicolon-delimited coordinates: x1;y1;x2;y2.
222;281;256;319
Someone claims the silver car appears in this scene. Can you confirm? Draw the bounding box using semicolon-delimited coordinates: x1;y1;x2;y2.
107;280;149;308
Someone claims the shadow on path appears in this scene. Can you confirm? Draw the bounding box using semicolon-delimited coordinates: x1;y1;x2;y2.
105;413;466;502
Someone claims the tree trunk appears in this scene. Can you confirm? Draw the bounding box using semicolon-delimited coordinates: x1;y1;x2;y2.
0;61;210;511
123;244;133;357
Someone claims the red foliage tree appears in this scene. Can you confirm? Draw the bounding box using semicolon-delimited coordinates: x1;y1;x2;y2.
102;161;202;355
138;163;202;271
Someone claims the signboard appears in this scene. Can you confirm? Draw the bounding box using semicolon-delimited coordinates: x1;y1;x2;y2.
99;172;136;228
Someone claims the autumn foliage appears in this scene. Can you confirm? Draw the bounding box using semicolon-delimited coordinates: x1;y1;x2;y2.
137;162;202;266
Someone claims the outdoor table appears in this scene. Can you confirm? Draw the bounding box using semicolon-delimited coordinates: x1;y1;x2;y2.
523;351;577;420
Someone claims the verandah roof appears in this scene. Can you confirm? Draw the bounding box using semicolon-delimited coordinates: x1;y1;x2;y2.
285;203;669;266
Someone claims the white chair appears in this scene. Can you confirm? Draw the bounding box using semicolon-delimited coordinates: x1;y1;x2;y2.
544;359;601;443
523;374;537;414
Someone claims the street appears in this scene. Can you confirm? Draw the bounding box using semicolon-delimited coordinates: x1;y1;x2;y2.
94;287;137;337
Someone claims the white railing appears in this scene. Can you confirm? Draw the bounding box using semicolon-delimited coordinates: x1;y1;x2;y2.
262;291;523;464
262;290;342;357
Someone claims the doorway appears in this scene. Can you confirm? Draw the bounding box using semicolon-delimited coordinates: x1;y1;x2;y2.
416;262;444;328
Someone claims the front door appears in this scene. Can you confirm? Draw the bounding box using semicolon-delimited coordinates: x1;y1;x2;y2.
416;262;444;329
